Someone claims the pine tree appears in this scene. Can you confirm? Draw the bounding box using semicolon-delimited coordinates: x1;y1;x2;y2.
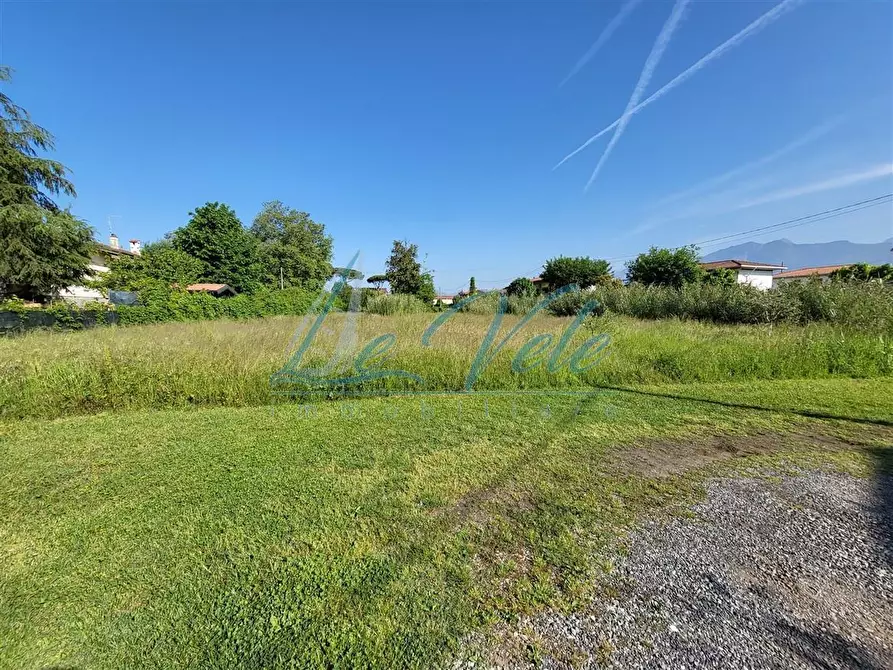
0;67;93;301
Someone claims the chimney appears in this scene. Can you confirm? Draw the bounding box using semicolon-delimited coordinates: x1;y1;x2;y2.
109;233;120;249
129;239;141;255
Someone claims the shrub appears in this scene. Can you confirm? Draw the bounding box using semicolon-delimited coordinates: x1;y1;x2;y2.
506;277;536;297
363;293;431;315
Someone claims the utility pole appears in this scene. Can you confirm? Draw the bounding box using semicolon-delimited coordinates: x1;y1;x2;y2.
280;266;284;290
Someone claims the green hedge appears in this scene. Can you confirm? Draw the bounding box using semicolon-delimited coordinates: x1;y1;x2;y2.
116;286;317;325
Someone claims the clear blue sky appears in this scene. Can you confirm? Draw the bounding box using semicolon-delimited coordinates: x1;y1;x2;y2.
3;0;891;293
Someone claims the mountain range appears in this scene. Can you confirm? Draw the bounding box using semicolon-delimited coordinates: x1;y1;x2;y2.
702;238;893;269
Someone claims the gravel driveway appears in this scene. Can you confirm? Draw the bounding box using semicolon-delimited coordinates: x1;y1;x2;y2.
506;470;893;669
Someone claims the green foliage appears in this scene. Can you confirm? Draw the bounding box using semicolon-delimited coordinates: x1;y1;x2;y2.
385;240;435;302
703;267;737;286
251;201;333;289
469;276;477;294
830;263;893;282
625;246;704;287
172;202;262;292
585;280;893;328
363;292;432;315
366;274;388;289
116;286;316;325
506;277;536;297
0;67;93;301
541;256;612;289
92;243;205;292
546;290;606;318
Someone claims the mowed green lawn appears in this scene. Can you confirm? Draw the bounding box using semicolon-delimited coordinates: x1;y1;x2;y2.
2;379;891;669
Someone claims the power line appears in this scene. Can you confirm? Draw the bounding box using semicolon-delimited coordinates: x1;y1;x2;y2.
602;193;893;263
692;193;892;249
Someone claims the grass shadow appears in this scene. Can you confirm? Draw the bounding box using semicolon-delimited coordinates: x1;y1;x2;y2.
594;384;893;428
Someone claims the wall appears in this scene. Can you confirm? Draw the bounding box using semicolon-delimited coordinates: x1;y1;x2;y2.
736;269;774;291
59;255;110;305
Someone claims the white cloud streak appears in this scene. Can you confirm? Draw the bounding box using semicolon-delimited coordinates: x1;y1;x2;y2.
560;0;644;87
555;0;805;170
584;0;690;191
631;163;893;234
653;117;843;207
729;163;893;210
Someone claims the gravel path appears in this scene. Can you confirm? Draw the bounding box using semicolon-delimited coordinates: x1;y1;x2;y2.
516;471;893;669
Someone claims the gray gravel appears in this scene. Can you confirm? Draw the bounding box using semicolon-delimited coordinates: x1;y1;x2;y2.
512;471;893;669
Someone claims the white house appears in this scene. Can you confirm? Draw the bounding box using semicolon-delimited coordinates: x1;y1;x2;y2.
699;259;786;291
60;234;141;305
771;264;848;287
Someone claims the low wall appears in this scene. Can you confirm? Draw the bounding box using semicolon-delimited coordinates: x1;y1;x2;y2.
0;309;119;334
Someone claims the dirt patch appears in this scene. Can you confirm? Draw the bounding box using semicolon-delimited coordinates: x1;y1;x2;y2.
612;429;892;477
445;484;534;528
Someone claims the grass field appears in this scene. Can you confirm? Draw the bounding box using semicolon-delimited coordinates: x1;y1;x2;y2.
1;313;892;668
1;313;891;419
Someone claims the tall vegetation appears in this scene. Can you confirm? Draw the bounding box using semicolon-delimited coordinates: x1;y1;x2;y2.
171;202;262;292
385;239;435;304
93;241;205;291
625;245;704;287
541;256;611;289
0;67;93;301
250;201;334;290
506;277;536;297
831;263;893;282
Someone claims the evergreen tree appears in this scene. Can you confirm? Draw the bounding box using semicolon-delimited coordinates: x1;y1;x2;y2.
0;67;93;301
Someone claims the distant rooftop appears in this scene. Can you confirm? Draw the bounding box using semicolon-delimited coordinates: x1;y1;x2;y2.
773;264;849;279
700;259;786;271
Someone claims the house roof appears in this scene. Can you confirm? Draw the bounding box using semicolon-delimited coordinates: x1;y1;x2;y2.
95;242;138;257
186;283;233;292
435;295;454;300
700;259;786;271
772;264;849;279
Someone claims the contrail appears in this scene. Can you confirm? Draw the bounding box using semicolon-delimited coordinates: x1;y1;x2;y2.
584;0;690;190
630;163;893;234
730;163;893;210
654;116;843;206
555;0;805;170
560;0;644;87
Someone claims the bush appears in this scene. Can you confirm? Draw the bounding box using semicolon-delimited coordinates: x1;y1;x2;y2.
363;293;431;315
546;290;606;318
506;277;536;297
116;286;316;325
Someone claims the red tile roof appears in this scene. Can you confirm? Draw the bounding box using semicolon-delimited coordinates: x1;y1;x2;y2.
700;259;786;271
773;264;849;279
186;283;231;292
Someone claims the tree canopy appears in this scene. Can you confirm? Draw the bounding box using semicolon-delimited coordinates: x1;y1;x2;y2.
541;256;612;290
0;67;93;301
250;201;333;290
93;242;205;292
385;240;423;295
366;274;388;289
625;246;704;288
172;202;262;292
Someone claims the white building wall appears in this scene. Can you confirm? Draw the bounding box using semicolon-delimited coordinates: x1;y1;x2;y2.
59;260;109;305
736;269;774;291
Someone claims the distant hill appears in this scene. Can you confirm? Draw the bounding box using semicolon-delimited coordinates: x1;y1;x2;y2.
702;238;893;269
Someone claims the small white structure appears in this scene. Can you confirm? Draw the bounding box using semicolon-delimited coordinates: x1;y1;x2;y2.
700;259;786;291
772;265;848;288
60;234;141;305
434;294;454;306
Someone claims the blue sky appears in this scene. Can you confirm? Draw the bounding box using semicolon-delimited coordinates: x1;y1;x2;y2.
2;0;891;293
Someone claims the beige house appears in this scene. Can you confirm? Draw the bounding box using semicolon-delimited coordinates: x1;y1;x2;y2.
60;234;141;305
